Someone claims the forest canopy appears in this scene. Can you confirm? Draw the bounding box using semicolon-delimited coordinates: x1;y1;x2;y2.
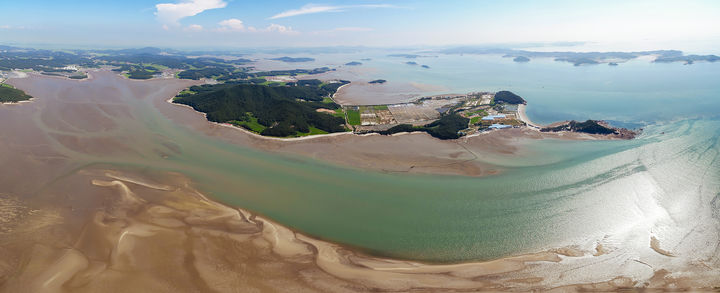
493;91;526;104
173;80;349;137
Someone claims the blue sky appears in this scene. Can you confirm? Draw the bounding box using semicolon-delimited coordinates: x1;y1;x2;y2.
1;0;719;51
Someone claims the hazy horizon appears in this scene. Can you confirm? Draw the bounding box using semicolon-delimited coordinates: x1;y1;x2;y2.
2;0;720;54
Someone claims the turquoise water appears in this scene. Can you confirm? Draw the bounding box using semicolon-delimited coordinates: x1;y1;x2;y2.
332;53;720;126
18;55;719;264
151;53;720;262
176;118;718;262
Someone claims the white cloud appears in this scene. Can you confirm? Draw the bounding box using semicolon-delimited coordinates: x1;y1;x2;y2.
0;25;10;29
269;4;393;19
265;24;295;34
185;24;203;32
156;0;227;26
217;18;245;31
217;20;297;34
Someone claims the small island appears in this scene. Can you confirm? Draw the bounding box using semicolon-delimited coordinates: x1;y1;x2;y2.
271;56;316;63
421;65;430;69
541;120;636;138
406;61;418;65
653;54;720;64
368;79;387;84
345;61;363;66
513;56;530;62
388;54;421;59
0;83;33;103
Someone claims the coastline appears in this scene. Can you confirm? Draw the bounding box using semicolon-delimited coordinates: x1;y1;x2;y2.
2;69;717;291
3;168;710;292
517;103;543;129
166;96;356;142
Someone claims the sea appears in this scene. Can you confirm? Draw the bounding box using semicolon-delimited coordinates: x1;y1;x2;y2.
188;51;720;263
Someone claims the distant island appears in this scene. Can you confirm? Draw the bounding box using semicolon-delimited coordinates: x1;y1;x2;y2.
438;47;720;66
608;62;619;66
421;65;430;69
0;83;32;103
345;61;363;66
388;54;421;59
406;61;418;65
513;56;530;62
270;56;315;63
368;79;387;84
653;54;720;64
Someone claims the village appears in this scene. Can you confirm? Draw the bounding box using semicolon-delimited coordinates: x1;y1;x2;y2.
342;91;529;135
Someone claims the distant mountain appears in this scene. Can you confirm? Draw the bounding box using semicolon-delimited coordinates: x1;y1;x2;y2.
0;45;21;51
513;56;530;62
345;61;362;66
111;47;163;55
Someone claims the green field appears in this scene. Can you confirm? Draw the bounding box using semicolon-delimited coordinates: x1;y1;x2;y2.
322;97;334;104
332;109;345;118
373;105;389;110
346;109;361;125
230;114;266;133
258;81;285;86
297;126;329;137
470;116;480;124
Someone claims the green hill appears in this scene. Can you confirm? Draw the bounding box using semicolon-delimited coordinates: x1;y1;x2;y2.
174;80;349;137
0;84;32;103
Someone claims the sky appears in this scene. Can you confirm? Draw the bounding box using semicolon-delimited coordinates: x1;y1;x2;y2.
1;0;720;52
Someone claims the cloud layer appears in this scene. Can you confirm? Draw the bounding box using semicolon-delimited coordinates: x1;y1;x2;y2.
270;4;393;19
156;0;227;25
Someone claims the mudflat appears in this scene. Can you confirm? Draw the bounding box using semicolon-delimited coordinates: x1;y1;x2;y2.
1;71;716;292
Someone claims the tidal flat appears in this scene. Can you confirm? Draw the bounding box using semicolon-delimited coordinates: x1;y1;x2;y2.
1;71;719;291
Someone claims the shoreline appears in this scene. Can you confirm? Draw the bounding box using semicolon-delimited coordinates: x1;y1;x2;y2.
166;95;356;142
2;69;717;291
168;82;623;142
517;103;543;129
4;167;708;291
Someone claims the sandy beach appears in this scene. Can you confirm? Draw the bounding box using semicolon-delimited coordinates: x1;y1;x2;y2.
517;103;543;129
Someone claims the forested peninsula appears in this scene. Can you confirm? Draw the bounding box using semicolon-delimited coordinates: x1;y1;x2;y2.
0;83;32;103
173;79;349;137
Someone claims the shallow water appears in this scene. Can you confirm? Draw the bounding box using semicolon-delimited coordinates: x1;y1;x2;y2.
4;60;720;266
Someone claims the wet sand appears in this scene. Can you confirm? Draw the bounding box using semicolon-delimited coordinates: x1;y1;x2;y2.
1;71;717;291
2;169;712;292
